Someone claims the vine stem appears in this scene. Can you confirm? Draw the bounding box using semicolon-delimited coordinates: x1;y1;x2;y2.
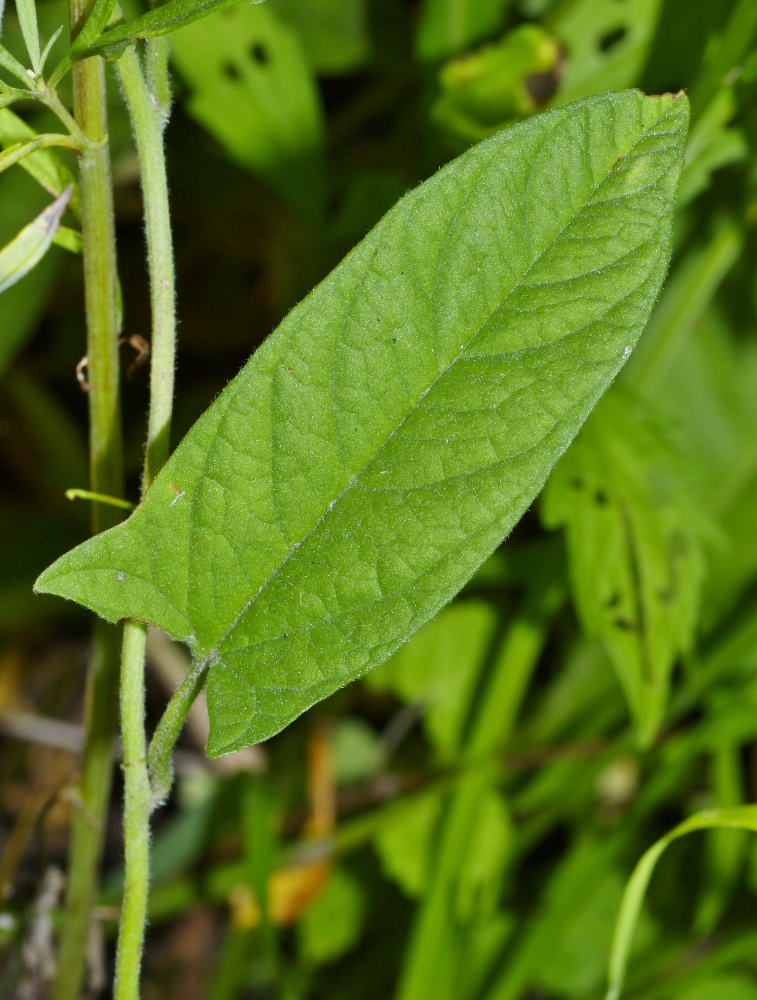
112;41;178;1000
53;0;124;994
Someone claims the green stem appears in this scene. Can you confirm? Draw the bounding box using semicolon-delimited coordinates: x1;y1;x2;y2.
111;41;178;999
53;4;124;997
55;621;121;1000
148;659;209;808
115;44;175;484
113;620;151;1000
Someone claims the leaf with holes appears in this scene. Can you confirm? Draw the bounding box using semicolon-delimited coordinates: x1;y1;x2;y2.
35;91;688;756
551;0;664;106
542;386;709;746
170;2;323;217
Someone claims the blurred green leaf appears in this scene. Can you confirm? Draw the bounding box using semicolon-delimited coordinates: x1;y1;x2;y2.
269;0;370;74
374;790;444;898
543;388;709;746
368;602;497;762
607;806;757;1000
71;0;249;57
455;789;512;921
171;2;324;217
694;742;748;935
298;866;365;964
678;88;747;207
674;976;757;1000
550;0;664;104
416;0;513;62
689;0;757;115
0;184;70;293
431;25;564;147
330;718;385;786
624;220;742;398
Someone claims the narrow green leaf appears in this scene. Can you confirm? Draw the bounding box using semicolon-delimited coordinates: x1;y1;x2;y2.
606;805;757;1000
35;91;689;756
0;184;70;293
15;0;41;71
542;387;709;746
0;168;59;378
0;88;28;108
0;133;83;178
75;0;249;55
689;0;757;116
678;87;747;208
47;0;118;86
0;40;34;85
0;109;81;218
624;219;741;397
38;24;62;71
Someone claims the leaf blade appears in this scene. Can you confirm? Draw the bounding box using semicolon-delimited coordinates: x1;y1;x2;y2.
76;0;246;54
0;184;70;293
35;91;689;755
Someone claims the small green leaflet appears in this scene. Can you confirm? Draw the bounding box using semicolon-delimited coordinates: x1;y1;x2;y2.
14;0;41;72
542;387;708;746
35;91;689;756
0;185;70;294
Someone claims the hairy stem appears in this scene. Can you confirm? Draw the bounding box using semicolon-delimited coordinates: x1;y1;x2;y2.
148;659;209;808
111;41;177;999
116;44;176;484
53;4;124;997
113;620;151;1000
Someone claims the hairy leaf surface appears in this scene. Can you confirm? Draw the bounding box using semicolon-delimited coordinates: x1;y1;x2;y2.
35;91;688;755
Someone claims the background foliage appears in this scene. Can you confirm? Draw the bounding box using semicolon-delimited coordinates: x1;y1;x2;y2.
1;0;757;997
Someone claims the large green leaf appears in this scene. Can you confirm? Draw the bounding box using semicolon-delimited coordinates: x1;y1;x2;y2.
35;91;689;756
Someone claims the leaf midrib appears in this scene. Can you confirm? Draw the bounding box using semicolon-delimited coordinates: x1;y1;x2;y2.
195;99;680;668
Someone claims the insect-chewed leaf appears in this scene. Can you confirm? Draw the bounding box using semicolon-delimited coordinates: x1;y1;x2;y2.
542;386;709;747
35;91;689;756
